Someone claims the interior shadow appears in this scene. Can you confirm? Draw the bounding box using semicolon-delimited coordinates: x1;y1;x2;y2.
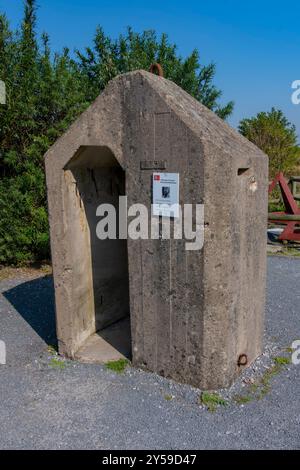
3;275;57;347
66;145;131;360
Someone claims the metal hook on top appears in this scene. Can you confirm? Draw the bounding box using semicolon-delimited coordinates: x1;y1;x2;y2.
149;63;164;77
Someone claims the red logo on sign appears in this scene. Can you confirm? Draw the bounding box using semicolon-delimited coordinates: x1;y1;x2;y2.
154;175;160;181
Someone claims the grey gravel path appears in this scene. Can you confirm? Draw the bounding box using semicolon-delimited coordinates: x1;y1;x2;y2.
0;256;299;450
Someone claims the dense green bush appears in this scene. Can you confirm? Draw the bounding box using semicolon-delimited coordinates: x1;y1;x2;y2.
239;108;300;178
0;1;89;264
0;1;234;265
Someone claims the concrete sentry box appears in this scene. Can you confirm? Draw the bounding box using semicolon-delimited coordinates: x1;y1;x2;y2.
45;70;268;389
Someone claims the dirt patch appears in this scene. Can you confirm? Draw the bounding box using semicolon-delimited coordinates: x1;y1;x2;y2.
0;264;52;281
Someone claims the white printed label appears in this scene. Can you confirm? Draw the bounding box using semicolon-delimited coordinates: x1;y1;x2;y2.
152;173;180;218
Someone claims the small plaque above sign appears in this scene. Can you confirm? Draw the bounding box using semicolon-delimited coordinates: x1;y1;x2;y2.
152;172;180;218
140;160;166;170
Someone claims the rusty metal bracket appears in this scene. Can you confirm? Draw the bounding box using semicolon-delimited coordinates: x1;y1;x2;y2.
149;63;164;77
238;354;248;366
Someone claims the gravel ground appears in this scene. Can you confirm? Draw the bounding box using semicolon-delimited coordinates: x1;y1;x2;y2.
0;256;299;450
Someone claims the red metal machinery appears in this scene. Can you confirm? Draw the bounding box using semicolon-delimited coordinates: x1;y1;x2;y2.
268;172;300;242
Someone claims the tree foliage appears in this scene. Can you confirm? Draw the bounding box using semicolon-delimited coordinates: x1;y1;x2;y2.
0;2;88;264
76;27;234;118
0;0;232;265
239;108;300;178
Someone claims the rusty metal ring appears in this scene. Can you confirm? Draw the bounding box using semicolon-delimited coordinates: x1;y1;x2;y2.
149;63;164;77
238;354;248;366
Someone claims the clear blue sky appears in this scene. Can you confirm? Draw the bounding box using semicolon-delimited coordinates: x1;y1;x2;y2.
1;0;299;137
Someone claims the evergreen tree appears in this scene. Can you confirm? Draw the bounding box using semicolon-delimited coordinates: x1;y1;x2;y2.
77;27;234;119
0;1;88;264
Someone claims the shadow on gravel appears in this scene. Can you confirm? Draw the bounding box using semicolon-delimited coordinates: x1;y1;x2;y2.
3;275;57;347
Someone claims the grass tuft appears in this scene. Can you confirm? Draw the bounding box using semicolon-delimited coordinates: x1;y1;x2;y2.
49;357;66;369
274;356;291;365
233;394;253;405
47;345;58;355
200;392;228;412
105;358;129;374
164;394;173;401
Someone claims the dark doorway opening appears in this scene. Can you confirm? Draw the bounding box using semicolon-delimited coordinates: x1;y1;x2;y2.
65;146;131;362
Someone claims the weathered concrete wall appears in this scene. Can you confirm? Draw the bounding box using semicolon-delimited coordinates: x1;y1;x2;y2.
45;70;268;389
122;78;205;386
